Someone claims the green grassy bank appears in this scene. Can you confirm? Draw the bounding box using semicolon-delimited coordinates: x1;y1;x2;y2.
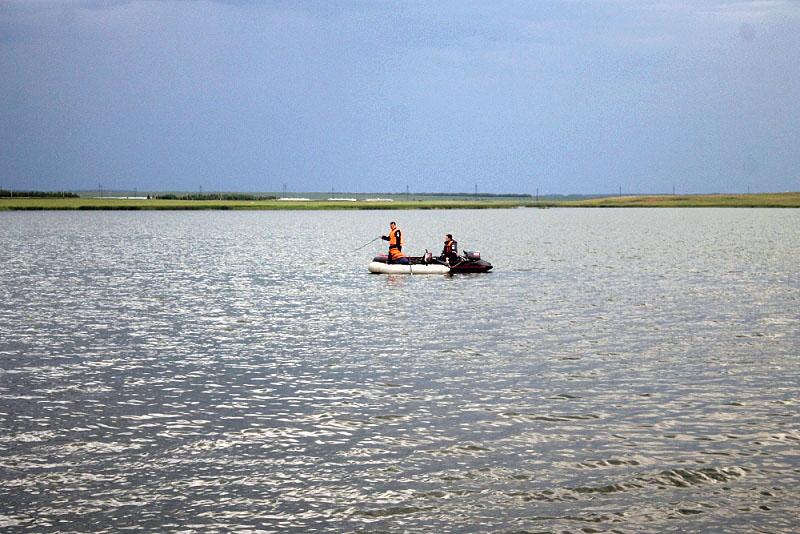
559;192;800;208
1;193;798;211
0;197;533;211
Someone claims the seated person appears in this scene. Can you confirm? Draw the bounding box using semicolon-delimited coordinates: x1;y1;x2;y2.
388;248;409;264
441;233;458;264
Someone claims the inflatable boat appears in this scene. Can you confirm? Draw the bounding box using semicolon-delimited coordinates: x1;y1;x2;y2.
368;251;493;275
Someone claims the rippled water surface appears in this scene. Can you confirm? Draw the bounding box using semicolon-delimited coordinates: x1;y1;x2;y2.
1;208;799;533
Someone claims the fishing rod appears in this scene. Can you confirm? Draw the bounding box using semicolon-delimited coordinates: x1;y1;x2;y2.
351;236;381;252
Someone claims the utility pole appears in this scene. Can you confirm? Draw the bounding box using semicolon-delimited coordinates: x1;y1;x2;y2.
282;183;287;197
474;183;478;199
536;187;539;202
406;185;410;201
618;185;622;198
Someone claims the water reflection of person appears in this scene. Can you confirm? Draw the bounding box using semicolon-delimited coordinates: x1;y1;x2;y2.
441;233;458;264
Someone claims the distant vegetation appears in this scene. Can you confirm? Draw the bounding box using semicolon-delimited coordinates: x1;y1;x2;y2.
153;193;277;201
560;193;800;208
1;192;798;210
400;192;533;198
0;189;79;198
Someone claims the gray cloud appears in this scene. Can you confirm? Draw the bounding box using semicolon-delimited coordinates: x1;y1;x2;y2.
1;0;798;193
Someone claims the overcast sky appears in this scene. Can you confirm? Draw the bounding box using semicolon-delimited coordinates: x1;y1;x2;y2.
1;1;798;194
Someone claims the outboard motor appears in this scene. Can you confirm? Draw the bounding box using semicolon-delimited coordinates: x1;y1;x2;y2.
423;250;433;264
464;250;481;260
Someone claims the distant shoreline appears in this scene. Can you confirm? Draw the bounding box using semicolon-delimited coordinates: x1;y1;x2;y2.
1;193;799;210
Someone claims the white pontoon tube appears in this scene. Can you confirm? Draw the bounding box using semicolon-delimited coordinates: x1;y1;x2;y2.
367;262;450;275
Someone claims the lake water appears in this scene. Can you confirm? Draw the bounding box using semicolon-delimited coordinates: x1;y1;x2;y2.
1;208;798;533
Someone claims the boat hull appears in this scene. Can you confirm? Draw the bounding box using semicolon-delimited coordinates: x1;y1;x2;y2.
450;259;493;273
368;262;450;275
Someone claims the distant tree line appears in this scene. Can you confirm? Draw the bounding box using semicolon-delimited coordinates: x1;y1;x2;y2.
394;192;533;198
0;190;79;198
153;193;278;201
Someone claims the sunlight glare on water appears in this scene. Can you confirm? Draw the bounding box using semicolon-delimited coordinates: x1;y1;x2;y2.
1;208;798;532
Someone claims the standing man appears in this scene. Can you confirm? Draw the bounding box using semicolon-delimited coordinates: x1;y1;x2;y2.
381;221;408;264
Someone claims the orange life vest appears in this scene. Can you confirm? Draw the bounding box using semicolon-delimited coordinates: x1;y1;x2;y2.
388;226;404;249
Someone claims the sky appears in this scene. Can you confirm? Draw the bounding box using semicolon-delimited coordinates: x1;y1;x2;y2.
1;0;799;195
